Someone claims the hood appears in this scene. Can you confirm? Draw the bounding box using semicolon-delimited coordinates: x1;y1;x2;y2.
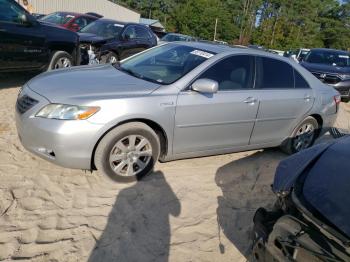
78;33;110;44
27;64;161;103
300;61;350;74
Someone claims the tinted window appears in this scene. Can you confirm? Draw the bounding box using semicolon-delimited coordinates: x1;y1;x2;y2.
41;12;75;25
199;55;254;90
74;17;89;29
294;70;310;88
0;0;26;24
258;57;294;89
124;26;136;39
80;20;124;38
135;27;150;39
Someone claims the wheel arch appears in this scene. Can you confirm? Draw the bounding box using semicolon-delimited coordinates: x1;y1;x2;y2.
90;118;169;170
309;113;323;137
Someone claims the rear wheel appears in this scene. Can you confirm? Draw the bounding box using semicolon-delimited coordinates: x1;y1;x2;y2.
94;122;160;182
47;51;73;71
281;116;319;154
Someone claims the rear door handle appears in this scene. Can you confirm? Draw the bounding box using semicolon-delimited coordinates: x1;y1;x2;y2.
244;97;258;104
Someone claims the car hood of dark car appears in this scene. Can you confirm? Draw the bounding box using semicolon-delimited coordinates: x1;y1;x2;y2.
78;33;111;44
300;61;350;74
27;64;161;103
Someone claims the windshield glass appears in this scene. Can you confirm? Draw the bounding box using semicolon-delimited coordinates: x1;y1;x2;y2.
41;12;75;24
80;20;124;38
119;44;215;84
304;50;350;67
161;34;190;42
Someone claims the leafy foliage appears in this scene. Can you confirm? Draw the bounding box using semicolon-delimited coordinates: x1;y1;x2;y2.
113;0;350;50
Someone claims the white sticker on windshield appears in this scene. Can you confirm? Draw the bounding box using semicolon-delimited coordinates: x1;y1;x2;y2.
190;50;214;59
339;55;349;59
114;24;124;27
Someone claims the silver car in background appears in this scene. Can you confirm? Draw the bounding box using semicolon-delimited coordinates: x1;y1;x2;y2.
16;42;340;182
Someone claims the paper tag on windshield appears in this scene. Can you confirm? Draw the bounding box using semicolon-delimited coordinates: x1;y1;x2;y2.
339;55;349;59
114;24;124;27
190;50;214;59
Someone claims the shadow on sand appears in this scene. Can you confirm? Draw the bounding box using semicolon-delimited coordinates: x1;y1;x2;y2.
88;171;181;262
0;72;37;89
215;149;286;259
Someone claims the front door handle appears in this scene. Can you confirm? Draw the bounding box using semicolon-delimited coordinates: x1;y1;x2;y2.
304;95;312;101
244;97;258;104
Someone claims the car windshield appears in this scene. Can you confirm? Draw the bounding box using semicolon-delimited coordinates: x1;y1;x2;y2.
79;20;124;38
41;12;75;24
304;50;350;67
118;44;215;85
161;34;190;42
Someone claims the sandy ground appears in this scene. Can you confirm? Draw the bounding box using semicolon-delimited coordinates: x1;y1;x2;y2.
0;73;349;262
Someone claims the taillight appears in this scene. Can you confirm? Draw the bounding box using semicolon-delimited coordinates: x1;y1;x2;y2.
334;95;341;105
334;94;341;113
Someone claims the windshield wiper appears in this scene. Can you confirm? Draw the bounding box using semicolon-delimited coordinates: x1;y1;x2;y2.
115;65;164;85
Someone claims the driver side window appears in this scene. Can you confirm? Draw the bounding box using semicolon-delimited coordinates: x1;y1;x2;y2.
0;0;27;24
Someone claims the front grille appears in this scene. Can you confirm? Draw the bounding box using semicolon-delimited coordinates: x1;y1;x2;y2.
339;89;350;96
312;72;341;85
16;95;38;114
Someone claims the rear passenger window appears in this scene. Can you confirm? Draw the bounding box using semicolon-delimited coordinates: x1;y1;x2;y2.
257;57;294;89
294;70;310;88
199;55;254;90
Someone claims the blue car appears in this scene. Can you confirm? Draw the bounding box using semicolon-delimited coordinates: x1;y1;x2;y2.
78;19;157;65
252;136;350;261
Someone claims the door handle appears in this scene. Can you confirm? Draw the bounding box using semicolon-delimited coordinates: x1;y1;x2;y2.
244;97;258;104
0;28;6;32
304;95;312;101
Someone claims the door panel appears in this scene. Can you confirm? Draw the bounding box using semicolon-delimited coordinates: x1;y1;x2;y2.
0;22;47;69
173;91;259;154
249;89;314;145
249;56;314;145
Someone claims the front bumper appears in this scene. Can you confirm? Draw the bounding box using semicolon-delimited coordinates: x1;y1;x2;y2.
15;86;103;170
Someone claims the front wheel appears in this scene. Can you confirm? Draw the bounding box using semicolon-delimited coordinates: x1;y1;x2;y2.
47;51;73;71
281;116;319;155
94;122;160;182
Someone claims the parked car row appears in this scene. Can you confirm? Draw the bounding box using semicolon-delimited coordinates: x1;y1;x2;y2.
0;0;157;72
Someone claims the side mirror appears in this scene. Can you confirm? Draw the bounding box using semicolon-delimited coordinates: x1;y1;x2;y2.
192;79;218;94
21;14;37;26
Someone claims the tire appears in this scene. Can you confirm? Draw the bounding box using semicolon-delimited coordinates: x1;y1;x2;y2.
281;116;319;155
105;52;119;64
94;122;160;182
47;51;73;71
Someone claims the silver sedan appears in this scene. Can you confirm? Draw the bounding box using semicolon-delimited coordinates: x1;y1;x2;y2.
16;42;340;182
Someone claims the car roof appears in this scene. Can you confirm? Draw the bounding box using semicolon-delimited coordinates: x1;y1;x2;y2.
310;48;350;55
175;41;287;58
53;11;98;19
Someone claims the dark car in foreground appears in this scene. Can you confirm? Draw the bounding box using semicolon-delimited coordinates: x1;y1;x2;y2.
40;12;98;32
0;0;79;72
252;136;350;261
78;19;157;65
301;48;350;101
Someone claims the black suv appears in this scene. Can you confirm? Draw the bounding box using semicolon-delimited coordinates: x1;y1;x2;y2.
301;48;350;101
0;0;79;72
78;19;157;65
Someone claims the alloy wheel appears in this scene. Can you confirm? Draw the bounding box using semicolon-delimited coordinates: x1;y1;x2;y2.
54;57;72;69
292;123;315;152
108;56;118;64
109;135;153;177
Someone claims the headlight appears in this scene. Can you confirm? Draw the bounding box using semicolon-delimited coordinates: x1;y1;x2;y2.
36;104;100;120
339;74;350;80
